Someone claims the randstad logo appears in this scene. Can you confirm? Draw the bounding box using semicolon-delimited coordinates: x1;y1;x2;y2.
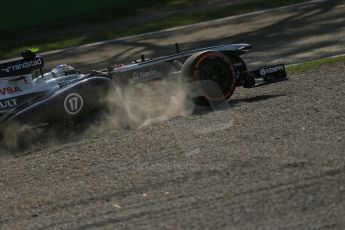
1;59;42;73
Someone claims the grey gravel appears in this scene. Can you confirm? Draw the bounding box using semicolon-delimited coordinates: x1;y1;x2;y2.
1;61;345;229
1;1;345;229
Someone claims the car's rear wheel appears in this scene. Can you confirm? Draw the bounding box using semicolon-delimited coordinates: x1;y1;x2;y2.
182;51;236;106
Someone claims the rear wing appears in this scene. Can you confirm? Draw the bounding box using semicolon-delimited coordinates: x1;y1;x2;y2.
0;54;44;79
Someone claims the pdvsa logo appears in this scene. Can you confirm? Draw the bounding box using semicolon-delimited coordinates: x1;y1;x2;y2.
64;93;83;115
0;87;22;95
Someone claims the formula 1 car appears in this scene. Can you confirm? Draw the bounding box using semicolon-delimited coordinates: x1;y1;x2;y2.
0;43;287;132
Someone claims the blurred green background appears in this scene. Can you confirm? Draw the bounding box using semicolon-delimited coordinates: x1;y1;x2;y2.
0;0;170;30
0;0;305;59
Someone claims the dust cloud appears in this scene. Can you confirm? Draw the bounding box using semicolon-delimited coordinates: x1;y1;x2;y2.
85;75;194;133
0;76;194;156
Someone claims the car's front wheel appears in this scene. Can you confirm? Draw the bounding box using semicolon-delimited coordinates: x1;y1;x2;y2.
182;50;236;106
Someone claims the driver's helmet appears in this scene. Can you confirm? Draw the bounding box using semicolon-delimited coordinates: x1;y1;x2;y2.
51;64;76;78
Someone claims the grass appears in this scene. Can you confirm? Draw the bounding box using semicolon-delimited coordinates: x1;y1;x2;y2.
0;0;307;60
286;55;345;73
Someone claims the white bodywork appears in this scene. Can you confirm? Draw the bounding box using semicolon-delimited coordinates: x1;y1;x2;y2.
0;65;84;114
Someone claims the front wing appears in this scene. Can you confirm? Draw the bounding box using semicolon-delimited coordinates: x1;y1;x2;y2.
249;64;288;87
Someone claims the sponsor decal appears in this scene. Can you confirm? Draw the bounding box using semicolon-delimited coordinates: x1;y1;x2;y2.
0;98;18;110
260;68;267;76
1;59;42;73
113;64;124;69
64;93;83;115
58;76;79;88
0;86;22;95
260;65;284;76
131;70;158;82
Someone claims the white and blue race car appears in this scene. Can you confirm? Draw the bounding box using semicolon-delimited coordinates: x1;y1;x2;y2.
0;43;287;133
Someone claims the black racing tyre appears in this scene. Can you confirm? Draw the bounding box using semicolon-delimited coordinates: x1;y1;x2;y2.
182;50;236;106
